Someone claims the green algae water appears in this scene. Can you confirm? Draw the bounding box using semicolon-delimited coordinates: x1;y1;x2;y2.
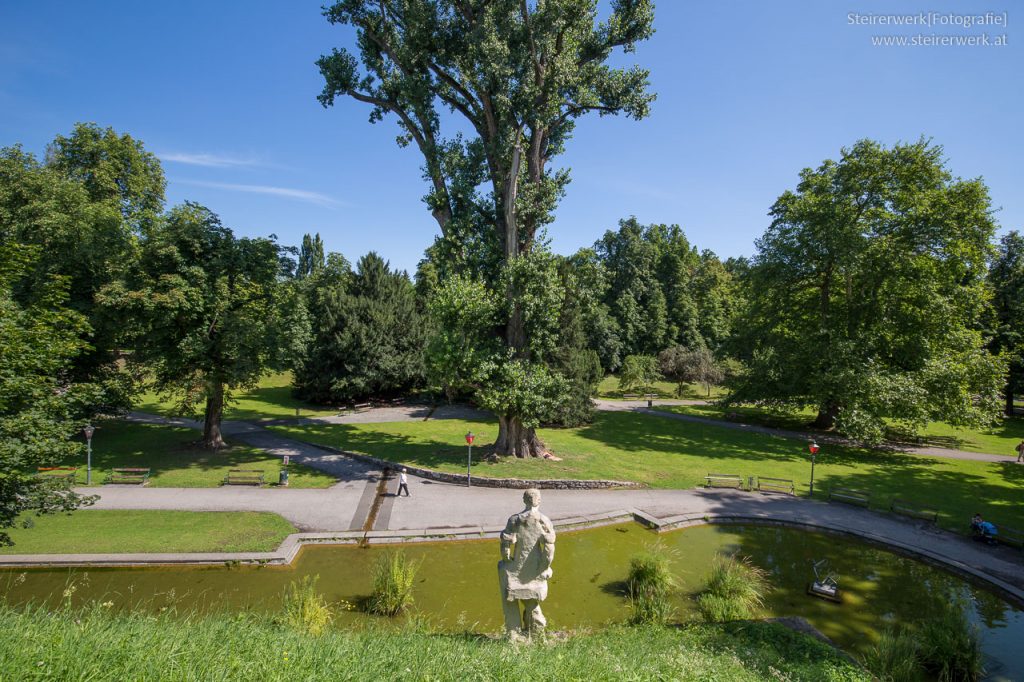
3;524;1022;680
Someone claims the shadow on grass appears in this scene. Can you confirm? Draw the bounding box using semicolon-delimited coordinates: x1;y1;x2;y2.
56;420;336;485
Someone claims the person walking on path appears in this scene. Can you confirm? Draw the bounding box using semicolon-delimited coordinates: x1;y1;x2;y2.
1016;440;1024;463
397;468;410;497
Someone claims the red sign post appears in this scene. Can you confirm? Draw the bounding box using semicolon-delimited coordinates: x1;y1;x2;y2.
465;432;475;487
808;441;819;497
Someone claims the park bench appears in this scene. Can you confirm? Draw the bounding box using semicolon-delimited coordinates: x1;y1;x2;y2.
995;525;1024;550
828;486;870;507
757;476;795;496
225;469;265;486
107;468;150;485
36;467;77;485
704;473;744;490
622;394;640;400
890;499;938;523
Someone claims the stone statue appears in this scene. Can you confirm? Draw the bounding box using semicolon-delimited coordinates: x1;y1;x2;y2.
498;488;556;638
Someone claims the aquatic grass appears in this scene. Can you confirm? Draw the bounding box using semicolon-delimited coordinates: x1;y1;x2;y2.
280;575;332;636
626;545;677;624
916;597;984;681
863;628;921;682
367;550;420;616
697;556;770;623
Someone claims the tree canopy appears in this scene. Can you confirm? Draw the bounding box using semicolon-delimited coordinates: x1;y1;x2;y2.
318;0;656;457
730;139;1004;442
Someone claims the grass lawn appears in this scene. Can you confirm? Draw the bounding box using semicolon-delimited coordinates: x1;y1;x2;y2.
0;611;867;681
657;403;1024;456
136;371;339;421
597;375;726;400
270;411;1024;533
0;510;296;554
54;420;335;488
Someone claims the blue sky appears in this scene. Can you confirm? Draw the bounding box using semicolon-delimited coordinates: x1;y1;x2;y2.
2;1;1020;274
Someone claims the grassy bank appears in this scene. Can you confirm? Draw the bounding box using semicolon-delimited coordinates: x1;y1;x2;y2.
0;510;296;554
55;420;335;488
270;411;1024;532
0;605;867;681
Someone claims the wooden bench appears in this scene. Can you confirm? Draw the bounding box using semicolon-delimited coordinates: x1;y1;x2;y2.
225;469;265;486
757;477;795;496
704;473;744;489
828;486;870;507
107;468;150;485
622;394;640;400
36;467;77;485
995;525;1024;549
890;499;938;523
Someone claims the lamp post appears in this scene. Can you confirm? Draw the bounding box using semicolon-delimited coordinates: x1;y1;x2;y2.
808;440;819;498
83;424;95;485
465;431;475;487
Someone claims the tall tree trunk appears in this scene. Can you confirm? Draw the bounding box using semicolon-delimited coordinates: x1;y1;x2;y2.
494;415;548;459
1007;385;1016;417
203;379;226;449
812;401;840;430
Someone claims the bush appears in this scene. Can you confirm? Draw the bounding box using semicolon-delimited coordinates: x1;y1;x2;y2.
626;546;677;625
281;575;332;636
696;556;769;623
863;628;921;682
367;550;420;616
917;597;984;681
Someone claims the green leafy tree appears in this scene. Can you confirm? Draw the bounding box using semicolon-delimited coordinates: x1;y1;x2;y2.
547;259;602;426
658;345;724;397
618;354;661;394
731;139;1004;442
425;275;500;403
101;203;287;447
297;233;326;279
295;252;427;403
317;0;655;457
0;124;165;409
0;244;97;545
989;230;1024;414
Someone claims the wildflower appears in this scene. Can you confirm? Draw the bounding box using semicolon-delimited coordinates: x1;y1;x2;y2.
101;601;114;608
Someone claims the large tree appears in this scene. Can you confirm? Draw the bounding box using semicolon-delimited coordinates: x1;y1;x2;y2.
989;231;1024;415
101;203;289;447
294;252;427;403
731;139;1004;442
0;244;97;545
317;0;655;457
0;123;165;409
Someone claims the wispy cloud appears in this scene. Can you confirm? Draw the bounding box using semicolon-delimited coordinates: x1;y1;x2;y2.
174;179;342;207
159;152;265;168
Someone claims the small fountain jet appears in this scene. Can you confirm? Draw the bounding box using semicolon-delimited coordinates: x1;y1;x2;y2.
807;559;841;603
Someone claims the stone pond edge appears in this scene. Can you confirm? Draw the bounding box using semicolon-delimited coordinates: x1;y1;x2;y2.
3;508;1022;608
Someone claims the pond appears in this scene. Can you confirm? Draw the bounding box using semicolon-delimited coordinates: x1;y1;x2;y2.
3;523;1021;680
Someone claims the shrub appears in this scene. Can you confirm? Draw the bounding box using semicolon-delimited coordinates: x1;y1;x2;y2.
917;597;984;681
626;546;677;625
863;628;921;682
281;575;332;636
696;556;769;623
368;550;420;616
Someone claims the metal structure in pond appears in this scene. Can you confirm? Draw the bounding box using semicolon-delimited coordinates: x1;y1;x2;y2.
807;559;841;603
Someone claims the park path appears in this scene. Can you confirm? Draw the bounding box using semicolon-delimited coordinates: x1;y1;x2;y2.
49;479;1024;599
